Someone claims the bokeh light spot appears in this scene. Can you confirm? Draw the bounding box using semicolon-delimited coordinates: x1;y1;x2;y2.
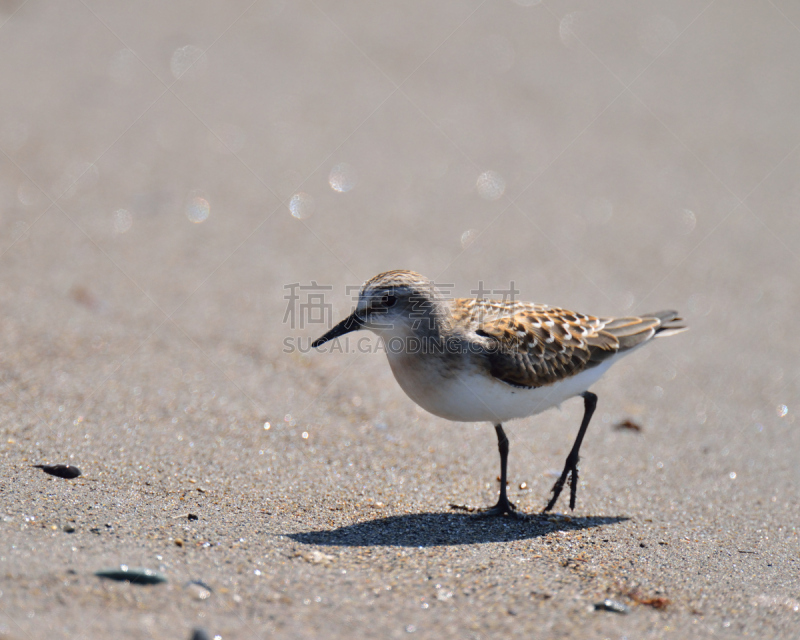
559;12;582;48
113;209;133;234
476;171;505;200
678;209;696;234
460;229;479;249
289;193;314;219
329;163;358;193
17;182;39;207
171;45;207;80
186;195;210;224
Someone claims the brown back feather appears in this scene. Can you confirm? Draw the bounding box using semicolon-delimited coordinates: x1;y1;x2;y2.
454;300;683;389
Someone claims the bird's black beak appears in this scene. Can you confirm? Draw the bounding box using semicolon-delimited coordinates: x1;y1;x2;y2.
311;312;364;348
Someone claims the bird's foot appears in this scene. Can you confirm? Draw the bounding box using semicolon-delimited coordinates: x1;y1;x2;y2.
476;495;523;519
450;495;522;518
542;455;579;513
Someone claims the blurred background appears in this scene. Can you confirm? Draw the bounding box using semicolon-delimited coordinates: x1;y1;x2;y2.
1;0;799;637
1;0;796;464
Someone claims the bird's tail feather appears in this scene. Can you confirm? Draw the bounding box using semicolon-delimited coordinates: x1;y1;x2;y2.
643;310;688;338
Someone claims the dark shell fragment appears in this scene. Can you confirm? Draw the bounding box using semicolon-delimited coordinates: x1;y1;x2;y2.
614;419;642;432
34;464;81;479
95;566;167;585
594;599;630;614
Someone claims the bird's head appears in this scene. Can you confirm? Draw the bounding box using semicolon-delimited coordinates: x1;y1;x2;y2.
312;270;445;347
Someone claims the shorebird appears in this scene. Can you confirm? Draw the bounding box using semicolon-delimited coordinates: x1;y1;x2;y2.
312;270;686;516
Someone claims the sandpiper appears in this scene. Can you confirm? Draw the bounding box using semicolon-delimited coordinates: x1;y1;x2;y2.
312;270;686;516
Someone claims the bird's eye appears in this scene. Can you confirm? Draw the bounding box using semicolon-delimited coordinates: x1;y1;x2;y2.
383;295;397;308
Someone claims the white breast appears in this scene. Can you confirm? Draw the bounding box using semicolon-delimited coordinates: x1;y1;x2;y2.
386;351;618;423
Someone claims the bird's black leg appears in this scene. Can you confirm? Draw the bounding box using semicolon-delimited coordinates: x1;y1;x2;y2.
477;424;520;517
542;391;598;513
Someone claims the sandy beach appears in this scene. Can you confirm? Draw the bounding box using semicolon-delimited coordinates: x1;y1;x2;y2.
1;1;799;638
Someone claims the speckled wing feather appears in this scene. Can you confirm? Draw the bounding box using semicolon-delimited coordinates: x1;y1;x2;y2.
452;299;679;388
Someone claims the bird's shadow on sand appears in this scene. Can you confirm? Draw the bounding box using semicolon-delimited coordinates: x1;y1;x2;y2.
287;512;629;547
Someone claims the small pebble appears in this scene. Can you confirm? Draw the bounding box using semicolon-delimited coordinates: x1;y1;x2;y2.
594;599;630;614
33;464;81;479
175;538;184;547
628;591;671;609
190;629;210;640
295;550;335;565
63;524;76;533
95;565;167;585
188;513;199;521
185;580;213;601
